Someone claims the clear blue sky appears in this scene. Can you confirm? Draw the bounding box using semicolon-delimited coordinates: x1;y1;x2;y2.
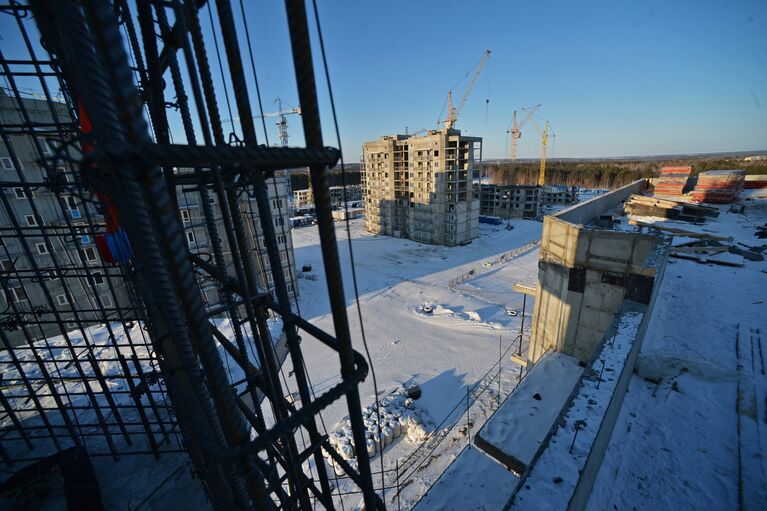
243;0;767;159
1;1;765;160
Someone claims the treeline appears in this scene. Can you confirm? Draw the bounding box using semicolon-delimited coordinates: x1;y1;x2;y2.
288;158;767;192
290;169;361;191
485;158;767;189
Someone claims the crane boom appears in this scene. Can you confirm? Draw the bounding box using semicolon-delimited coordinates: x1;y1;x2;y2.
255;107;301;119
443;50;491;129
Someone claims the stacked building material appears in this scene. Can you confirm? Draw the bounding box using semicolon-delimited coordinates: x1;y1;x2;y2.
624;194;719;222
744;175;767;189
653;166;692;197
689;170;746;204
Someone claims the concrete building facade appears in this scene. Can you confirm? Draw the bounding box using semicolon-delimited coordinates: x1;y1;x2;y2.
177;170;298;303
293;184;362;209
0;93;132;346
361;129;481;246
479;184;541;219
1;94;298;348
543;185;579;205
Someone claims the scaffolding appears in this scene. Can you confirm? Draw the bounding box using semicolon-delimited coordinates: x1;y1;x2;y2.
0;1;380;509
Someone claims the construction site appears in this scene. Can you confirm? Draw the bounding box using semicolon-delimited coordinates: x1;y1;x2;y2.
0;1;765;511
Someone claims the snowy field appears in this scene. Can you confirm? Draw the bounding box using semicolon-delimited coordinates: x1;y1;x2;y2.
287;218;543;509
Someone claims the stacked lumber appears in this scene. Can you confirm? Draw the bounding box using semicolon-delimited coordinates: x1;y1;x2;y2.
624;194;719;222
744;175;767;189
653;166;691;196
689;169;746;204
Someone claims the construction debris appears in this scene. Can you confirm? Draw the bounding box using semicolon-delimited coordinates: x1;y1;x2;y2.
625;195;718;223
668;236;764;265
745;175;767;189
670;251;744;267
729;245;765;262
689;170;746;204
628;219;733;241
653;166;692;197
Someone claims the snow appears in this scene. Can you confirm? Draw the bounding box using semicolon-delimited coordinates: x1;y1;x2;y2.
585;200;767;511
511;312;644;510
474;352;583;475
286;218;544;508
414;445;519;511
0;315;286;510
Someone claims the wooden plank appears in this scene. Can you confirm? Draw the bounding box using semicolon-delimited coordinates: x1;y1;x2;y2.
628;219;733;241
669;246;730;254
513;282;537;296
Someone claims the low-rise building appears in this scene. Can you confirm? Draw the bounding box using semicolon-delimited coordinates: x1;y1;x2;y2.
293;185;361;208
543;185;579;205
479;184;541;219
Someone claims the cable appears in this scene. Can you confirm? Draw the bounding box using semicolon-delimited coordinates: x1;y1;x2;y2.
309;0;388;503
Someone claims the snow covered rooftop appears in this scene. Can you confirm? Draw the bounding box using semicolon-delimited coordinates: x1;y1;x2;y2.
475;351;583;475
414;445;519;511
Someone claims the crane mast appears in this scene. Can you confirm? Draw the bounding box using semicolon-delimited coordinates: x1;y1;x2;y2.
442;50;491;129
538;121;550;186
525;113;554;187
254;98;302;205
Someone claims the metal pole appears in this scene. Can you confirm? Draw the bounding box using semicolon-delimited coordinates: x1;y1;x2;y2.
498;334;502;406
466;386;471;444
518;294;527;357
396;459;400;511
284;1;378;509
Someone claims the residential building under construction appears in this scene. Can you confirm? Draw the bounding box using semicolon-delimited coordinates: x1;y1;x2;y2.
1;92;297;350
479;183;542;219
361;129;481;246
293;184;361;208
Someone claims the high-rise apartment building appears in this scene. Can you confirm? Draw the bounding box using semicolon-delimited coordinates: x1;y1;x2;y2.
177;171;298;302
361;129;481;246
1;92;297;348
1;92;133;347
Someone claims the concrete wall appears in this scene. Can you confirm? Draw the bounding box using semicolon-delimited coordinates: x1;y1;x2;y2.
568;244;668;509
555;180;647;225
528;179;661;364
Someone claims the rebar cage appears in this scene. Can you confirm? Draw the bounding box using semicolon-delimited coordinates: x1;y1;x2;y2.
0;1;380;509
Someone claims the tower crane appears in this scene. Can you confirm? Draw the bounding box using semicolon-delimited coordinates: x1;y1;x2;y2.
527;115;555;187
253;98;302;206
254;97;301;147
506;104;541;161
440;50;491;129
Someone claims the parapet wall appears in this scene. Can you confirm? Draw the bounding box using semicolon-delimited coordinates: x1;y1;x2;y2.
528;179;663;364
554;180;648;225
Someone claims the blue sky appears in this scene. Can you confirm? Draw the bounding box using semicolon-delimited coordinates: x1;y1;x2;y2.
247;0;767;159
1;1;765;159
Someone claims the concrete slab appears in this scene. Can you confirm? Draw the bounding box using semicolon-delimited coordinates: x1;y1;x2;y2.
414;445;519;511
475;352;584;475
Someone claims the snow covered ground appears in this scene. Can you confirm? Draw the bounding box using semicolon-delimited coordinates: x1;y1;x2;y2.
1;214;545;510
586;200;767;510
287;218;543;509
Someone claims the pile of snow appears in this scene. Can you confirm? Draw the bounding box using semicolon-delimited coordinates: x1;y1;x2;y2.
323;390;434;475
